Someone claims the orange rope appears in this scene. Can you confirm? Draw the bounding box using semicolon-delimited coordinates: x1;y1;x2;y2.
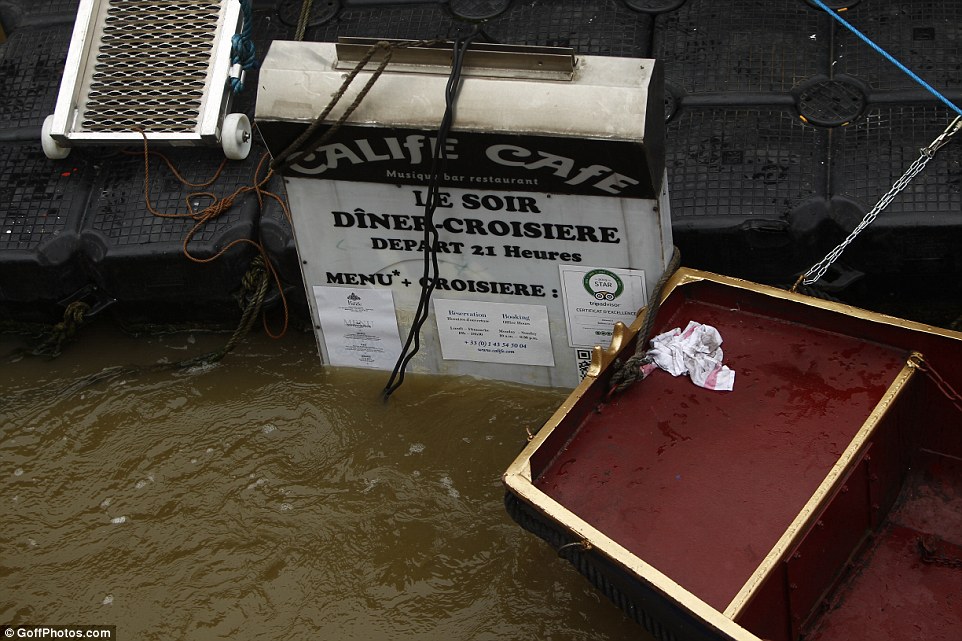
133;131;292;338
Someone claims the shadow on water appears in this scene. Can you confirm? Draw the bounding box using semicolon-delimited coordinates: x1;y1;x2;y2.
1;327;649;640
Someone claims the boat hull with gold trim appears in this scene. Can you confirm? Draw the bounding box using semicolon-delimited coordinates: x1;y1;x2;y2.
503;268;962;641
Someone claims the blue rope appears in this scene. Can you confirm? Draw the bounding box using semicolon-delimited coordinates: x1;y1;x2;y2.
230;0;259;93
810;0;962;118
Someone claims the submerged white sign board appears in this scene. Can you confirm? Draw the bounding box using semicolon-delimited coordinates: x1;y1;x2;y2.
285;179;669;386
256;41;673;388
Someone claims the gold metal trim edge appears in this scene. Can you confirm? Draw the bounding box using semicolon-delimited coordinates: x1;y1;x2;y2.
502;366;597;482
501;472;766;641
671;269;962;342
723;357;920;618
586;320;632;378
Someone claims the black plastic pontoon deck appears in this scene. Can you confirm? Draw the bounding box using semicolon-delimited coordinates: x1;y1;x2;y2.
2;0;961;326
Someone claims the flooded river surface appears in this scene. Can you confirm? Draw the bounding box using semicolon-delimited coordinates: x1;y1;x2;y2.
2;327;646;640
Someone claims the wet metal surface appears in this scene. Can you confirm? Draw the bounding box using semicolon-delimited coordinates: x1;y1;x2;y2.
1;328;646;640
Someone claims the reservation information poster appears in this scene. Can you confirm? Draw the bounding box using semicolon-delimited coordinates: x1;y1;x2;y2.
433;299;554;366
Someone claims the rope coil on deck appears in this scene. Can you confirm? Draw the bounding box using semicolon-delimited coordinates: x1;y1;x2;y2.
108;131;294;363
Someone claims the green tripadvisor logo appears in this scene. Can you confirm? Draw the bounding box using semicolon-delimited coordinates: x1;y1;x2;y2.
582;269;624;301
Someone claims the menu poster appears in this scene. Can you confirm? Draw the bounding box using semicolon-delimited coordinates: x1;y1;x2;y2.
313;286;403;370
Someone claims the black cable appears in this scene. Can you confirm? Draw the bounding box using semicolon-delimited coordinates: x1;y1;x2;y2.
382;27;481;401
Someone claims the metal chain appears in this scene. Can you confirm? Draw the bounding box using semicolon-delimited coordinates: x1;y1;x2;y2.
797;115;962;288
914;355;962;415
917;536;962;569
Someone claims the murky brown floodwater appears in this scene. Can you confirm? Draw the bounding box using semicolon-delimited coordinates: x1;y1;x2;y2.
2;327;647;640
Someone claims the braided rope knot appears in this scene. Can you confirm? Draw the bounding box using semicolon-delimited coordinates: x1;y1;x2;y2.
607;246;681;396
609;354;653;395
241;256;268;297
31;301;91;357
200;193;239;220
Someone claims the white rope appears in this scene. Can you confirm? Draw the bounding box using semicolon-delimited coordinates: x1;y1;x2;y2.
801;115;962;287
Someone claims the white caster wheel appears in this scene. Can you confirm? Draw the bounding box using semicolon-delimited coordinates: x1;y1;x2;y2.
221;113;252;160
41;115;71;160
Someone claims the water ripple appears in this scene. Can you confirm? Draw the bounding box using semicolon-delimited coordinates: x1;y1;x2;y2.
1;331;642;640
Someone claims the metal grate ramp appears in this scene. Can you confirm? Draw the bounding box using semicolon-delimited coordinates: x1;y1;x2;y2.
79;0;224;133
41;0;252;159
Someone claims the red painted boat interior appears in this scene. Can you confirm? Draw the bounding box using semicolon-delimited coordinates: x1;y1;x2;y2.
733;368;962;641
534;297;910;611
525;277;962;640
803;450;962;641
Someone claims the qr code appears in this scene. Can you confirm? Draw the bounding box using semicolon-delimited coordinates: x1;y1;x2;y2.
576;349;592;380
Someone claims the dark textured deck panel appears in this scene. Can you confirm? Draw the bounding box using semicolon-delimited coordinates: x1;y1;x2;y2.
310;2;458;41
0;23;71;139
0;0;79;32
665;106;832;281
485;0;653;57
79;148;263;320
0;142;93;317
834;0;962;98
653;0;831;95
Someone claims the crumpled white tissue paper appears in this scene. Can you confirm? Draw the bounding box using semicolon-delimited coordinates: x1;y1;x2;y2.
641;320;735;391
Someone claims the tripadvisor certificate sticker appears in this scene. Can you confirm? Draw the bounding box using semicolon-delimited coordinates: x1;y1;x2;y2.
559;265;648;348
584;268;624;301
